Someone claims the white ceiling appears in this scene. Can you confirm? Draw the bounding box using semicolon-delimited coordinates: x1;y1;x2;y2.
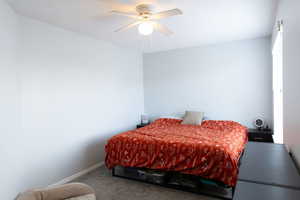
8;0;279;53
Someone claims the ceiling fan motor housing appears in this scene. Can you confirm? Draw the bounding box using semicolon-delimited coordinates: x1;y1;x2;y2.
136;4;154;15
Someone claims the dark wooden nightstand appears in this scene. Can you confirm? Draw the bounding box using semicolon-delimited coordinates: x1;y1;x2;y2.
248;128;274;143
136;123;150;129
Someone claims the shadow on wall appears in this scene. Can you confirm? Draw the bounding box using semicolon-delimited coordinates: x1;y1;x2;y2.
14;125;136;199
290;145;300;171
83;136;108;166
148;112;214;122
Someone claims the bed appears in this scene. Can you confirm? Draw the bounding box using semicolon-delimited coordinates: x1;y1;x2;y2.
105;118;248;188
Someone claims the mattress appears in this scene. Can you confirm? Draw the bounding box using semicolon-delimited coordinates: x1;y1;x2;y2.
105;118;248;186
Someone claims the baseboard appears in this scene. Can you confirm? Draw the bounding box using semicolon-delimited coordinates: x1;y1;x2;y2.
49;161;104;187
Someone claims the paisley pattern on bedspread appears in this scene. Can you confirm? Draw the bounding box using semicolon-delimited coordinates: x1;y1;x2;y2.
105;118;247;186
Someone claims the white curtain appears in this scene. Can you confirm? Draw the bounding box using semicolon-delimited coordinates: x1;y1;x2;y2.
272;21;283;144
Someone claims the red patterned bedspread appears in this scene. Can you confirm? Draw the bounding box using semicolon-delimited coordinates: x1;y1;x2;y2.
105;118;248;186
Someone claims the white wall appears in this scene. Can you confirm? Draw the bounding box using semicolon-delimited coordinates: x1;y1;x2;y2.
144;37;273;128
0;1;143;199
0;0;20;198
275;1;300;166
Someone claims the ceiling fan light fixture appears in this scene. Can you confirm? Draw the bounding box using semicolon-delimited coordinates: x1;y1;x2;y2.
138;21;154;36
111;4;182;36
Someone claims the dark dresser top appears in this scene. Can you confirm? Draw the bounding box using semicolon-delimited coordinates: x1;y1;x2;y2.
234;181;300;200
238;142;300;189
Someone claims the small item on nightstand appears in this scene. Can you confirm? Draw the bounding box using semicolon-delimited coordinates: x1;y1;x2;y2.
137;123;150;129
254;118;265;130
141;114;149;124
263;124;271;132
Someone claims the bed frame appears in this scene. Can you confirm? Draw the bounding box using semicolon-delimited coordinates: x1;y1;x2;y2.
111;151;244;200
112;166;235;199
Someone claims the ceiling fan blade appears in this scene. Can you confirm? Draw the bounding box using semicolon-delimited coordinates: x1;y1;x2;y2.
154;22;173;36
151;8;183;20
110;10;139;19
115;21;141;32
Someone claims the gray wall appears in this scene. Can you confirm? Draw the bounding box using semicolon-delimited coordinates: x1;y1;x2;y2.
0;1;143;199
275;0;300;166
143;37;273;128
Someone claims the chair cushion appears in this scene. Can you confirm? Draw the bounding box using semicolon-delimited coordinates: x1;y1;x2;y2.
65;194;96;200
16;183;95;200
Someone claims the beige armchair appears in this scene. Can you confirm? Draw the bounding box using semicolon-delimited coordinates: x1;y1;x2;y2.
16;183;96;200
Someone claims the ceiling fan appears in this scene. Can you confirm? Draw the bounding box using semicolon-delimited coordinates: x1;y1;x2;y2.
111;4;183;36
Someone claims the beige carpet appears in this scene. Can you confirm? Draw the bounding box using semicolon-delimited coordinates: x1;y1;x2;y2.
74;165;217;200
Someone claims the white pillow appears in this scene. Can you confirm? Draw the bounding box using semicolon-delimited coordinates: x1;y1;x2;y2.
181;111;204;125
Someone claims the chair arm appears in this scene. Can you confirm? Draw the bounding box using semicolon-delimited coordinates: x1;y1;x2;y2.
16;183;95;200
